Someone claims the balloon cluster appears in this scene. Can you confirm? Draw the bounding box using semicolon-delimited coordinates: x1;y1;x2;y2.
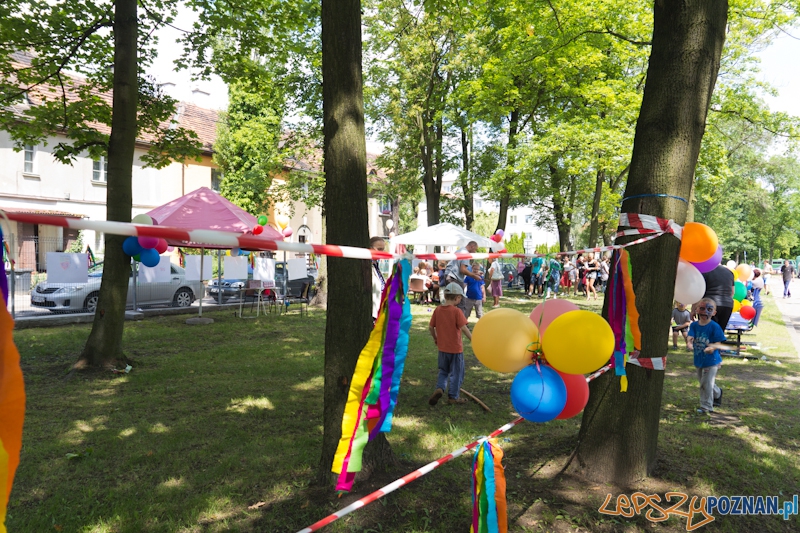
725;261;755;320
123;214;169;267
674;222;719;305
489;229;507;253
471;302;615;423
252;215;269;235
275;213;293;238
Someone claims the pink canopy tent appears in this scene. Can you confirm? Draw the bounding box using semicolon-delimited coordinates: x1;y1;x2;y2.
146;187;283;246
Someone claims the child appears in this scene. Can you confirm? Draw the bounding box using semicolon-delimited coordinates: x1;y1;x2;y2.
464;265;486;319
687;298;727;414
428;283;473;406
671;302;692;350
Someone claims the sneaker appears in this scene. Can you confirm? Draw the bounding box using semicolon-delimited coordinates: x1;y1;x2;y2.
696;408;711;415
673;344;679;350
713;388;723;407
447;397;468;405
428;388;443;406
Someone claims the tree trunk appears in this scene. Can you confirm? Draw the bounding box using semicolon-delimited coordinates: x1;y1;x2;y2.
588;169;605;247
77;0;137;369
496;109;520;232
549;165;572;252
571;0;728;484
317;0;394;485
459;124;473;230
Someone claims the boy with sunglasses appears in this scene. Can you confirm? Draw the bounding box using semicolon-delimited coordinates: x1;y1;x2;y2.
687;298;727;414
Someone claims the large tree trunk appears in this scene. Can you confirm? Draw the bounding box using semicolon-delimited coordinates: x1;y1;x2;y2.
459;124;474;230
77;0;137;369
496;109;520;232
587;169;605;247
317;0;394;484
571;0;727;484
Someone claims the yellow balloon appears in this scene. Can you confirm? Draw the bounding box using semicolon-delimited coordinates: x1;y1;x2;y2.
733;300;742;312
732;269;739;280
740;300;752;307
735;264;752;281
542;310;614;375
472;308;540;373
275;213;290;230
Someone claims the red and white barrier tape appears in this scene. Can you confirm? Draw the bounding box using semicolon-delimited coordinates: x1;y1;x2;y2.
296;363;614;533
0;212;679;262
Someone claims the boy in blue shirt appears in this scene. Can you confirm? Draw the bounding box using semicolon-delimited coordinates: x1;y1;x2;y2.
687;298;727;414
463;264;486;319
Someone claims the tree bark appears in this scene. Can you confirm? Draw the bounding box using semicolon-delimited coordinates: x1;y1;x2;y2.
571;0;728;484
317;0;394;484
588;169;605;247
77;0;137;369
496;109;520;232
459;124;473;230
549;164;573;252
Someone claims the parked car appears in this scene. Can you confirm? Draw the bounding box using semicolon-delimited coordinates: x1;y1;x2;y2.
771;259;797;273
31;262;203;313
207;261;316;300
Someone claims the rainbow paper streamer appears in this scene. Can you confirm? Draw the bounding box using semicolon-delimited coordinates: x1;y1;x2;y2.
332;258;412;493
606;249;642;392
86;245;96;268
0;229;25;533
471;438;507;533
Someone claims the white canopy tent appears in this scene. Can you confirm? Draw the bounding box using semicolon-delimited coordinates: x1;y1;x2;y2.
390;222;502;253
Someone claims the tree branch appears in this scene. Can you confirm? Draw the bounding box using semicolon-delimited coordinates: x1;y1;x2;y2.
709;107;800;139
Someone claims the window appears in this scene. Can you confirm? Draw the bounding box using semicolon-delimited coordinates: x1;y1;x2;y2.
510;215;517;224
525;215;533;224
23;144;36;174
379;196;391;214
476;200;482;209
443;184;452;193
92;157;107;182
211;168;222;191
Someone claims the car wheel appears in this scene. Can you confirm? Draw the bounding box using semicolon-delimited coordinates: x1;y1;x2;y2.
84;292;100;313
173;288;193;307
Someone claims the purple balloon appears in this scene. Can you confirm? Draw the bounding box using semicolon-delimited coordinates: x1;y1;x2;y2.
691;245;723;273
138;236;159;249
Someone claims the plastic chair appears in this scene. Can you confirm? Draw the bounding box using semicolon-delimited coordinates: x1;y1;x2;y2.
408;276;426;304
285;282;311;317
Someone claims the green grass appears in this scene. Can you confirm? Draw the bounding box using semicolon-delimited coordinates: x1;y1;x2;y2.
8;289;800;532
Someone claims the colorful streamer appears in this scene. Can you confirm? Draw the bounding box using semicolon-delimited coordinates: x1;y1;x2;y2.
0;230;25;533
471;439;507;533
86;245;96;268
331;258;412;493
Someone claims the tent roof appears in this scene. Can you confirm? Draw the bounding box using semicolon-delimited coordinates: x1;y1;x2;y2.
146;187;283;247
390;222;501;251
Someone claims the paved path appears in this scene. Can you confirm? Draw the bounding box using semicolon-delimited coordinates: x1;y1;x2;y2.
766;275;800;358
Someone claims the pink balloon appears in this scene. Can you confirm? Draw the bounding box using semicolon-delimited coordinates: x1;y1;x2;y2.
529;299;580;335
138;236;158;249
155;238;169;254
282;226;293;237
166;246;175;252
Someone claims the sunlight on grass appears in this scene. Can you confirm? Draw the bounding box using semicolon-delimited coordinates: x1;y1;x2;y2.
85;520;119;533
292;376;324;391
118;427;136;438
149;422;170;434
226;396;275;413
159;476;186;490
391;416;425;429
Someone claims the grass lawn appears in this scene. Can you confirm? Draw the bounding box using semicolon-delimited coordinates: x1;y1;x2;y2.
8;289;800;532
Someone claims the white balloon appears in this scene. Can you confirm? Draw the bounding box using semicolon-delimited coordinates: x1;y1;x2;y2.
726;260;736;269
132;214;153;225
675;259;706;305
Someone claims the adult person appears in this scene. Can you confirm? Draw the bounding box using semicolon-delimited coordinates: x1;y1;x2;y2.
369;236;387;321
751;269;765;326
762;262;773;295
584;253;600;301
443;240;482;316
520;261;533;296
531;255;544;296
700;264;735;331
781;260;795;298
488;256;504;308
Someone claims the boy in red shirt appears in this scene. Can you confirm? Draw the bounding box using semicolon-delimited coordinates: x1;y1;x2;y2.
428;283;473;405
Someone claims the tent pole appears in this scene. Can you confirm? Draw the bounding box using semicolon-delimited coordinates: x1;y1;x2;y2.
217;249;222;305
199;248;204;317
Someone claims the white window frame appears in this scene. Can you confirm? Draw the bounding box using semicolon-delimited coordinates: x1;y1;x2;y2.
23;144;36;174
510;215;517;224
92;156;108;183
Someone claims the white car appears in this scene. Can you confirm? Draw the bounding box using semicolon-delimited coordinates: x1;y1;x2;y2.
31;262;204;313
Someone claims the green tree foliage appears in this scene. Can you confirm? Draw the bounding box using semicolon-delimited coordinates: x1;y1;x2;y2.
504;232;525;254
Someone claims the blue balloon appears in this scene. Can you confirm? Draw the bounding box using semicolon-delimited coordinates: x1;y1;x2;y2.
510;364;567;423
122;236;143;257
139;247;160;268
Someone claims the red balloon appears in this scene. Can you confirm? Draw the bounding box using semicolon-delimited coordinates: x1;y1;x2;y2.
499;248;507;253
739;305;756;321
491;234;502;243
253;225;264;235
155;238;169;254
555;370;590;420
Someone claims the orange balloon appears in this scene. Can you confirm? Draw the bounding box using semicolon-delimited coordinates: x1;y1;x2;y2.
735;264;752;281
679;222;718;263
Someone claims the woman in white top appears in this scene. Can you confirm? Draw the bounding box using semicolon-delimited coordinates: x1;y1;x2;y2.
488;258;504;308
585;253;600;301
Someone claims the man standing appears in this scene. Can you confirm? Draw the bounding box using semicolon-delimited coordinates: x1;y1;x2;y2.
369;236;386;321
701;264;735;330
443;240;482;316
782;260;795;298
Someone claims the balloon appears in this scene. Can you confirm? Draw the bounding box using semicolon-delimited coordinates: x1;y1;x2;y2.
726;260;736;269
139;248;160;267
739;306;756;320
529;299;580;336
132;254;140;262
733;280;747;301
740;299;752;307
231;247;240;257
732;270;739;281
495;229;504;237
733;300;742;312
283;226;293;238
122;236;143;257
674;260;706;305
257;215;268;226
138;236;158;249
275;213;290;230
691;245;723;274
679;222;718;263
472;308;540;373
555;370;590;420
132;214;153;225
498;248;507;253
510;364;567;423
166;246;175;252
735;264;752;282
491;234;502;243
253;225;264;235
542;310;615;375
155;238;169;254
